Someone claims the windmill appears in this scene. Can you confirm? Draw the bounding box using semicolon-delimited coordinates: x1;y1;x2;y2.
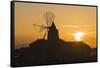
33;11;55;39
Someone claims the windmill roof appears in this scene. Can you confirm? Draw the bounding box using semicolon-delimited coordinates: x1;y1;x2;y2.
50;22;57;29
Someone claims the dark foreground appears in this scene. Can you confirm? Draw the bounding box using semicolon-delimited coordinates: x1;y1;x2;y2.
12;39;97;67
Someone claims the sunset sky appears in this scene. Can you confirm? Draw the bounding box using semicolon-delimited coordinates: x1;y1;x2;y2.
14;2;97;49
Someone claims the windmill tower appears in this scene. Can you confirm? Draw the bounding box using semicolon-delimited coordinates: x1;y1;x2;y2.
33;12;59;41
47;22;59;41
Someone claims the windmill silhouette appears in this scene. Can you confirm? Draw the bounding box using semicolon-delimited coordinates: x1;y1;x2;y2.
33;11;59;40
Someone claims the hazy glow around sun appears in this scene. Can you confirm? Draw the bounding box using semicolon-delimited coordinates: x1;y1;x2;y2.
74;32;84;41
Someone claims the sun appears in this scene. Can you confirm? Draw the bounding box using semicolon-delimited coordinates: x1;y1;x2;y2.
73;32;84;41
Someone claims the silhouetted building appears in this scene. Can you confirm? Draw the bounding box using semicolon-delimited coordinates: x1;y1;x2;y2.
48;22;59;41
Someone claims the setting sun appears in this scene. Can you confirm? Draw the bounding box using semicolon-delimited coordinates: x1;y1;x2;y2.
74;32;84;41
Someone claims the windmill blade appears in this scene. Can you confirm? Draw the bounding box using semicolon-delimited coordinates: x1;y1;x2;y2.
44;12;49;26
48;12;55;26
33;24;47;28
44;11;55;27
43;31;48;39
39;26;46;32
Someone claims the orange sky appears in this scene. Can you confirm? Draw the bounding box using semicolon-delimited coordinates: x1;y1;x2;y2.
14;2;97;48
